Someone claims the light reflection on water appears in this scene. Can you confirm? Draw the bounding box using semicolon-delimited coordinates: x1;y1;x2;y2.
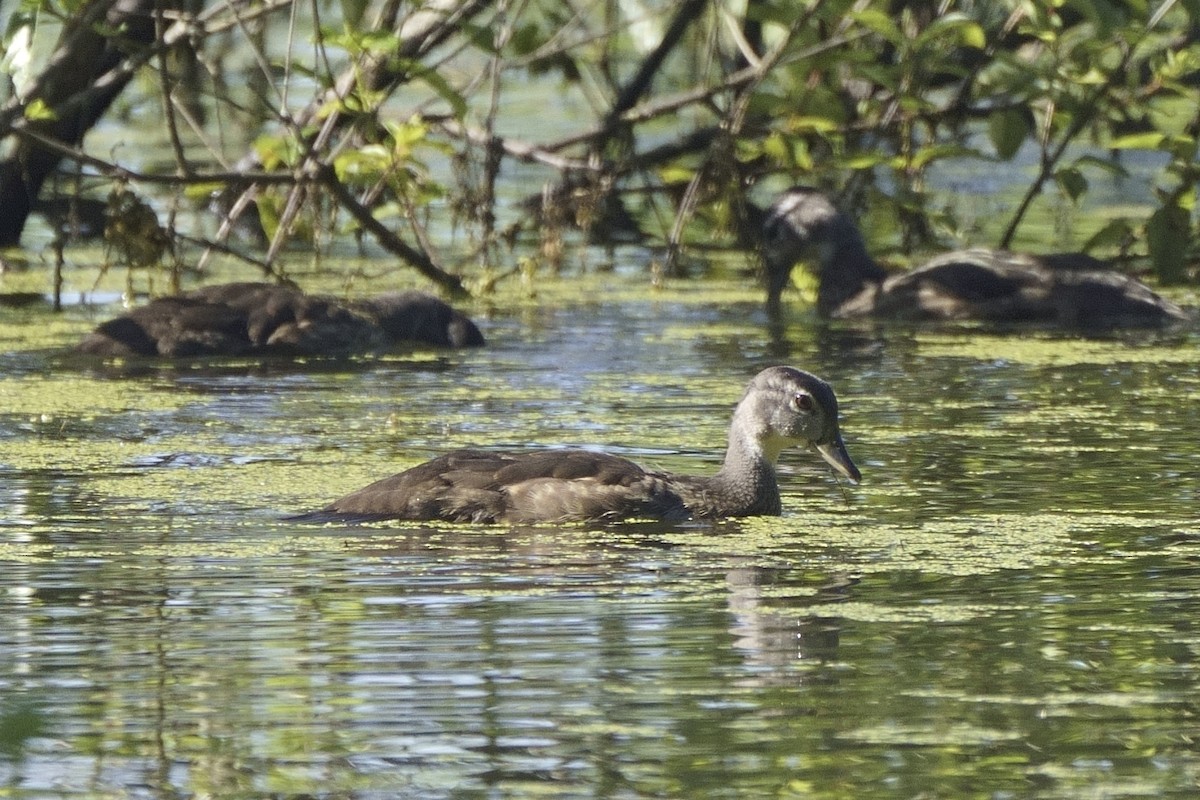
2;282;1199;798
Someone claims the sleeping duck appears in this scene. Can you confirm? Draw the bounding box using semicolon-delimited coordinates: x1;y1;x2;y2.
77;281;484;357
761;186;1189;328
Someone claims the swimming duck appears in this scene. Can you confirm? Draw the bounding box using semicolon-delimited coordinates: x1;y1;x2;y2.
295;366;860;524
761;186;1189;328
76;282;484;357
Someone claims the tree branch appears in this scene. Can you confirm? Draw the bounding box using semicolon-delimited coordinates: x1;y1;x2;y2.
318;166;468;296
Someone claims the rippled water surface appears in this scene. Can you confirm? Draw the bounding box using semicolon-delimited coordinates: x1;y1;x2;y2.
2;273;1199;799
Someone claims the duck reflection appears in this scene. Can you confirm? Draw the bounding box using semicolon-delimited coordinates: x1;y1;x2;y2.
725;565;853;670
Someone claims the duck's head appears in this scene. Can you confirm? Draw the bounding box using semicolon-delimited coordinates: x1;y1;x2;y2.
739;366;861;483
760;187;866;314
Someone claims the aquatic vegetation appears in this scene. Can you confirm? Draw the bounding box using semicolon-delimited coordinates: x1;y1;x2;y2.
2;269;1198;800
913;332;1198;368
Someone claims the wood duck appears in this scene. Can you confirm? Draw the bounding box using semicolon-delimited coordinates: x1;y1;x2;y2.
76;282;484;357
761;187;1190;328
294;366;860;524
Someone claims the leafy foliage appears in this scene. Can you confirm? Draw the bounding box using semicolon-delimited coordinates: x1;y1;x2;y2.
2;0;1198;289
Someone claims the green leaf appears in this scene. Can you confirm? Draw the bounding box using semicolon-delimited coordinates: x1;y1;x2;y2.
841;152;890;170
1147;95;1199;137
1109;132;1167;150
792;138;814;171
1082;218;1133;251
988;108;1029;160
1071;154;1128;179
413;65;468;120
22;98;55;121
760;133;813;171
334;144;391;182
1054;166;1088;201
917;13;987;51
1145;203;1189;283
255;133;302;170
785;116;842;134
339;0;368;28
906;143;986;170
760;133;789;167
958;21;987;49
657;165;693;185
851;9;903;45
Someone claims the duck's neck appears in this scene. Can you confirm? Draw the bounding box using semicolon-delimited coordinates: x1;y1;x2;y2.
817;225;889;315
682;417;783;518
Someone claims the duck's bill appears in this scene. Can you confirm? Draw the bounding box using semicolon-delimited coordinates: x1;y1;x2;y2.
816;435;861;484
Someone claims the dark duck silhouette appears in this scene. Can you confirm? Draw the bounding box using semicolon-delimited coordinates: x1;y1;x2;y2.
296;366;860;524
761;187;1189;328
76;282;484;357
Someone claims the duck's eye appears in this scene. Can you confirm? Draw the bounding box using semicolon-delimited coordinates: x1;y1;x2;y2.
792;392;814;413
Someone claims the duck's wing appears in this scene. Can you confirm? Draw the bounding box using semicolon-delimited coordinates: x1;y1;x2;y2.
77;296;253;357
187;282;382;354
186;283;317;347
1049;269;1189;327
310;449;686;524
865;249;1056;321
861;249;1187;327
184;282;283;309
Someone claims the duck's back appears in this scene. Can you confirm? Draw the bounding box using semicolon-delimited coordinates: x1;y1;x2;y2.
186;282;382;353
858;249;1053;321
853;249;1186;327
77;282;485;357
308;448;689;524
1049;268;1188;327
353;291;485;348
77;283;373;357
76;296;254;357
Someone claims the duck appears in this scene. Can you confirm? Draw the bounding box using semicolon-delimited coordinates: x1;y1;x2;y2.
293;366;860;524
76;281;484;357
761;186;1190;328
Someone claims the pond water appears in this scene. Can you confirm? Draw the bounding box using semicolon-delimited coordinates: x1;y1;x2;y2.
1;267;1199;798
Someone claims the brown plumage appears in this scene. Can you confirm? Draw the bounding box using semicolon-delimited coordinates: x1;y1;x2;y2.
293;366;860;525
761;187;1190;328
76;282;484;357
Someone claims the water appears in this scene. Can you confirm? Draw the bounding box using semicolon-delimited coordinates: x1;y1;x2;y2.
1;274;1199;798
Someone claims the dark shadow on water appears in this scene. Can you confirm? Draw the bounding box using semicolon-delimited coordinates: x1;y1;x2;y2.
764;311;1197;359
48;347;477;384
280;513;735;547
